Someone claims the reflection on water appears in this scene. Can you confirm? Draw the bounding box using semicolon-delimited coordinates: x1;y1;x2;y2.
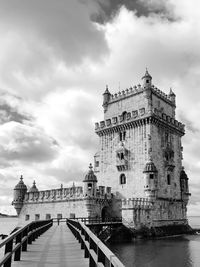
109;216;200;267
109;235;200;267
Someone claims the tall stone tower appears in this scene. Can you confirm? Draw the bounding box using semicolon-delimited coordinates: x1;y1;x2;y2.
94;70;190;228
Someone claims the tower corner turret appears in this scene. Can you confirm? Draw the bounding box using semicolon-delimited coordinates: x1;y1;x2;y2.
83;163;97;197
102;85;111;113
142;68;152;88
12;175;27;216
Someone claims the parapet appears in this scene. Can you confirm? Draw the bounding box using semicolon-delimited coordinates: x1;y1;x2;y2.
107;84;175;107
122;197;153;209
95;107;185;135
24;186;84;203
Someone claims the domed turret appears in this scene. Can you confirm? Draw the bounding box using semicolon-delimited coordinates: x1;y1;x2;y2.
83;163;97;197
180;167;190;201
143;160;158;199
168;88;176;105
29;180;39;193
12;175;27;216
102;85;111;112
142;68;152;88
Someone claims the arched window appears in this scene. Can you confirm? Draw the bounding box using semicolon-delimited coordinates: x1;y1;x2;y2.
119;131;126;141
122;111;127;121
167;174;171;185
150;174;154;179
88;183;92;190
120;174;126;185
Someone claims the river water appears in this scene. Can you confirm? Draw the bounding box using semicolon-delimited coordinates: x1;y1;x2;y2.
108;217;200;267
0;217;200;266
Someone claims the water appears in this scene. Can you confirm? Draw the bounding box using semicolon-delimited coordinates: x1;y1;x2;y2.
0;217;18;258
0;217;18;235
109;217;200;267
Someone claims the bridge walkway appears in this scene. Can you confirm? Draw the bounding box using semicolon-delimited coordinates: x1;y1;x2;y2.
12;223;89;267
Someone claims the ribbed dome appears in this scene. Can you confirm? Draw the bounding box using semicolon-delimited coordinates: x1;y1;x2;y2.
29;180;39;193
83;163;97;182
142;69;152;80
14;175;27;190
180;167;188;180
143;160;157;173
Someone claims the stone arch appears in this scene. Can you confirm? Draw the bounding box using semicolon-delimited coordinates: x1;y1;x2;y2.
101;206;110;222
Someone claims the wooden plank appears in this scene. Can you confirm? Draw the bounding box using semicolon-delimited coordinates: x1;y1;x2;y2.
12;224;89;267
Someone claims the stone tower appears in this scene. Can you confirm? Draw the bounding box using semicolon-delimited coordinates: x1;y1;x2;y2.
94;70;190;228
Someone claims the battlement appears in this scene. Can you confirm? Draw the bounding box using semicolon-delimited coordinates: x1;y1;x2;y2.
23;185;112;203
107;84;174;106
95;107;185;134
122;197;153;209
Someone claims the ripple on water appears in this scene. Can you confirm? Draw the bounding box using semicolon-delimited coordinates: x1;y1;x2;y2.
108;235;200;267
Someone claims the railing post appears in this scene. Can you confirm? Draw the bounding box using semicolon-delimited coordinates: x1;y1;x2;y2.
14;232;22;261
28;225;32;244
4;239;13;267
22;227;28;251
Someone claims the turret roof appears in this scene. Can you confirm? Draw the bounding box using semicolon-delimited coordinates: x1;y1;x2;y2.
142;68;152;80
103;85;110;95
29;180;39;193
14;175;27;190
180;167;188;180
143;160;157;173
83;163;97;182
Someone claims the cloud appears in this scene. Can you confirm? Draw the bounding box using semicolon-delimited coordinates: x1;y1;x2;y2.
0;121;58;163
0;0;200;216
89;0;175;23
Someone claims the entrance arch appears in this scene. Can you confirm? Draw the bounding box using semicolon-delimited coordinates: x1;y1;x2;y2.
101;206;110;222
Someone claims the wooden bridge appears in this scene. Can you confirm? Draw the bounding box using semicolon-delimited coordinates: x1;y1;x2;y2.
0;218;124;267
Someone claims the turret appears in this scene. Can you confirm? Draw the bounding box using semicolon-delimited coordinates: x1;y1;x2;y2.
83;163;97;197
180;167;191;202
143;159;158;199
102;85;111;112
12;175;27;216
142;68;152;88
29;180;39;193
168;88;176;106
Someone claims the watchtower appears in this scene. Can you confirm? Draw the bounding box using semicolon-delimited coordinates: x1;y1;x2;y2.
94;70;190;227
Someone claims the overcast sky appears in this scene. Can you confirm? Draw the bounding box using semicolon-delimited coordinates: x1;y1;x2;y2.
0;0;200;215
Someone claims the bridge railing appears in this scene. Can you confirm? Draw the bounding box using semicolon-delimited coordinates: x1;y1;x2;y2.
0;219;53;267
75;217;122;224
51;217;122;225
67;219;125;267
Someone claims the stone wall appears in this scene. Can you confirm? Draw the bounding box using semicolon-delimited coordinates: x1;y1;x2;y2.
18;199;88;224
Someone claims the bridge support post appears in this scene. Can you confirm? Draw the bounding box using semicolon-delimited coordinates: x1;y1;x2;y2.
4;239;13;267
22;228;28;251
14;232;22;261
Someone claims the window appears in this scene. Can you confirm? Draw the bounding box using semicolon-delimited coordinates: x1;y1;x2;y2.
95;161;99;167
146;80;149;83
88;183;92;190
122;111;127;121
57;214;62;219
46;214;51;220
150;174;154;179
167;174;171;185
25;214;30;221
120;174;126;185
35;214;40;221
119;131;126;141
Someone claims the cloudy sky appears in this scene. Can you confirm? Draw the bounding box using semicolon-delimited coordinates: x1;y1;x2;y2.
0;0;200;215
